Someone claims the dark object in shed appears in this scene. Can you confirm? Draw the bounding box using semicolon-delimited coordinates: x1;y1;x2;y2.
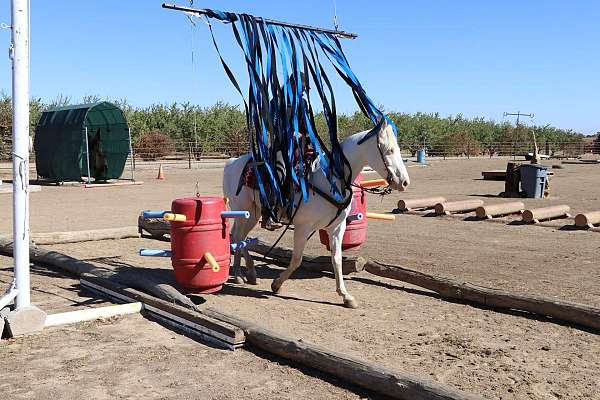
34;102;130;182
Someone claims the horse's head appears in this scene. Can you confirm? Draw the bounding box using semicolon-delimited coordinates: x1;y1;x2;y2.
363;119;410;191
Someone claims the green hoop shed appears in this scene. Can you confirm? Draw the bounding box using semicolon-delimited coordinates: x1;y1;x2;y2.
34;101;131;182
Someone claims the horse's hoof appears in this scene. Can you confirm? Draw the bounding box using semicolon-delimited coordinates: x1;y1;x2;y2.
343;298;359;309
271;279;281;294
247;271;257;285
234;276;245;285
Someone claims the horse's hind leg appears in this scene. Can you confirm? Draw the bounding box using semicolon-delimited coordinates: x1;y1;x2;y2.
271;225;311;293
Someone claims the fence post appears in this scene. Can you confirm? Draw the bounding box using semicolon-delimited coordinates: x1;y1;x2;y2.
188;142;192;169
132;146;136;171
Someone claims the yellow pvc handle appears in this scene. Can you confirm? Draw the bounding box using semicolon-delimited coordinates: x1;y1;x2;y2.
204;252;220;273
163;213;187;222
360;179;388;188
365;212;396;221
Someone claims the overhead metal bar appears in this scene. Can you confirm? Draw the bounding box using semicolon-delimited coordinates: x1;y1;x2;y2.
162;3;358;39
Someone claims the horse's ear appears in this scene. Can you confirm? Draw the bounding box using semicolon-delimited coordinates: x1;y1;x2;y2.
378;117;390;139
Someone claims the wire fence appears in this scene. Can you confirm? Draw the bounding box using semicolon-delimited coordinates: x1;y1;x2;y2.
1;137;599;170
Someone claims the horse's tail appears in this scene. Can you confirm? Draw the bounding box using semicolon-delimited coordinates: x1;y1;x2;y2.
223;153;252;207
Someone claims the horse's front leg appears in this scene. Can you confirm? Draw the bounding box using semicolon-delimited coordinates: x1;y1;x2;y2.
230;203;260;285
230;220;246;285
329;223;358;308
271;225;311;294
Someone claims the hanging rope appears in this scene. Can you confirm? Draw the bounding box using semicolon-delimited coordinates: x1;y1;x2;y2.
200;9;395;221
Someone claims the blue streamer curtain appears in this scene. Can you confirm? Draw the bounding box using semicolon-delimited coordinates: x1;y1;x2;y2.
203;10;389;219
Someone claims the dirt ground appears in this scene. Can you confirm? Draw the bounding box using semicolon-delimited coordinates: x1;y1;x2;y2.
0;254;368;400
1;158;600;399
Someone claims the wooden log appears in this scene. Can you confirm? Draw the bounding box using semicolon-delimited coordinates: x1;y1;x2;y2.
562;160;600;165
434;200;484;216
248;239;365;275
0;237;243;348
80;275;244;349
365;261;600;331
522;205;571;224
138;214;171;238
574;211;600;228
29;227;140;245
484;170;554;183
481;170;506;181
202;309;483;400
0;237;196;310
398;197;446;211
475;202;525;219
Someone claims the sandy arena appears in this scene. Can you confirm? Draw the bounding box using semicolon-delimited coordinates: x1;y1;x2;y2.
1;157;599;399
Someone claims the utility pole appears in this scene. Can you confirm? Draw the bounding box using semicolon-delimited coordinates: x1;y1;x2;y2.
503;111;534;160
503;111;534;126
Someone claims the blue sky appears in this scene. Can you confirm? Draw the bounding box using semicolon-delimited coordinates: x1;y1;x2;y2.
0;1;598;134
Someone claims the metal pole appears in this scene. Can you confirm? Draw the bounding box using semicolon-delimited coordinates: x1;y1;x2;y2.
84;127;91;183
11;0;30;309
162;3;358;39
128;127;135;181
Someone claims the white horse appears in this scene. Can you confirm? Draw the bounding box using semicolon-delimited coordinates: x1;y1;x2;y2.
222;120;410;308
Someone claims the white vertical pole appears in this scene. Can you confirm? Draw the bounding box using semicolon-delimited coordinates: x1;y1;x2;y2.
84;127;91;183
128;127;135;181
11;0;31;309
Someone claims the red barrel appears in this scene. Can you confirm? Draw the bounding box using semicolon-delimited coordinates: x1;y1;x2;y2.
170;196;230;294
319;174;367;251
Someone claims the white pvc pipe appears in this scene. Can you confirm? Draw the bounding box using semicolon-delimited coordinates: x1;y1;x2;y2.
0;288;19;310
84;126;91;183
11;0;31;310
44;302;142;327
128;127;135;181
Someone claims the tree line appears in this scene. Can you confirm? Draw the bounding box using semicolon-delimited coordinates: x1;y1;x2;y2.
0;94;589;160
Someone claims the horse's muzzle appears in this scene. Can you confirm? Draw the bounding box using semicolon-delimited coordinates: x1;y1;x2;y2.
390;177;410;192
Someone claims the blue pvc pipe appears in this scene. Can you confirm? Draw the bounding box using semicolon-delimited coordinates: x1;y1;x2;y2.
221;210;250;219
230;237;258;251
347;213;364;222
143;210;169;219
139;249;172;257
